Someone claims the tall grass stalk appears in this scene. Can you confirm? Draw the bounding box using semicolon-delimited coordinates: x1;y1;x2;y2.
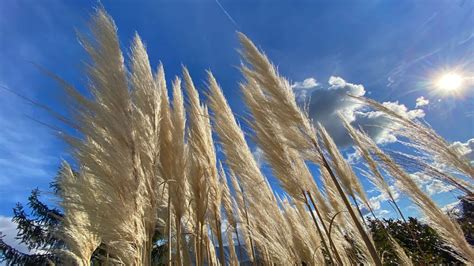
57;162;100;265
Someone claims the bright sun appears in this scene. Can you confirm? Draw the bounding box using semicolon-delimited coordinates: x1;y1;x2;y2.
436;72;463;92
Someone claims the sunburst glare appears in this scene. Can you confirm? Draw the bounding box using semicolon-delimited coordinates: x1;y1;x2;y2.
431;70;471;97
436;72;463;92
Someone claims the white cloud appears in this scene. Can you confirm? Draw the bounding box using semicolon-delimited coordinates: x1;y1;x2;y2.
367;187;400;211
441;200;461;215
0;215;30;254
415;96;429;107
291;78;318;89
294;76;425;146
410;172;430;186
379;101;425;120
346;149;361;164
252;147;265;167
369;195;382;210
364;207;391;218
292;78;319;103
389;186;401;201
376;209;390;217
450;138;474;164
425;180;455;195
328;76;365;96
410;172;456;195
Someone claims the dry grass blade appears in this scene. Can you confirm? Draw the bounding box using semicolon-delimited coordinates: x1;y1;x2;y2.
238;33;317;153
183;67;219;265
340;115;403;218
207;71;296;264
317;124;372;215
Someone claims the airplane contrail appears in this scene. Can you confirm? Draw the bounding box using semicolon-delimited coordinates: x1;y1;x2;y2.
215;0;239;28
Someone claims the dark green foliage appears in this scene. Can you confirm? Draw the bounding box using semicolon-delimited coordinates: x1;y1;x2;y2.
151;233;167;265
457;196;474;246
369;217;457;265
369;196;474;265
0;237;55;266
13;189;63;251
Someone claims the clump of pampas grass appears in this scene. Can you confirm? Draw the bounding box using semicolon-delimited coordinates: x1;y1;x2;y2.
238;32;382;265
49;7;474;266
58;8;164;265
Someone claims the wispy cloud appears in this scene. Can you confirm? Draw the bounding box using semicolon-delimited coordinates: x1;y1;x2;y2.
386;48;441;88
0;1;75;215
215;0;238;28
0;88;59;211
410;172;456;196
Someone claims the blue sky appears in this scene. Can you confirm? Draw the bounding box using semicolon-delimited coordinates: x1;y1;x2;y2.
0;0;473;250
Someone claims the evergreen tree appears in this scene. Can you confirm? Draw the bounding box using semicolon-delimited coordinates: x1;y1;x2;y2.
0;189;61;265
1;187;167;265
